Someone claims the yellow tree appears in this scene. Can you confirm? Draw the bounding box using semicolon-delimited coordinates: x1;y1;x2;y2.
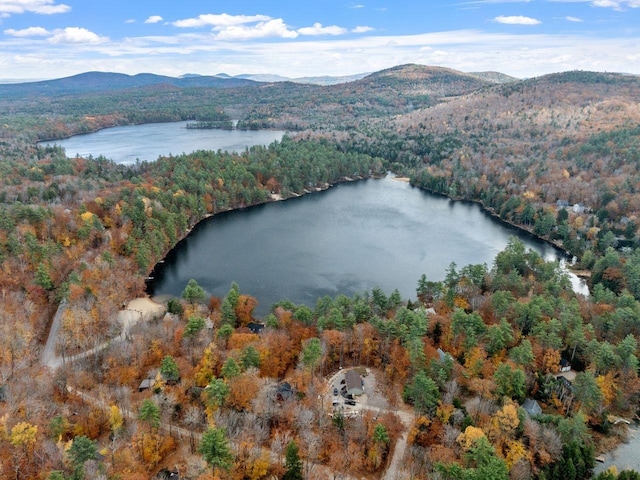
108;405;125;470
10;422;38;451
504;440;529;469
10;422;38;478
490;402;520;443
194;343;221;387
457;426;486;451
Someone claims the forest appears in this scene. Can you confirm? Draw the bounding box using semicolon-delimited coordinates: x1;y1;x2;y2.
0;64;640;479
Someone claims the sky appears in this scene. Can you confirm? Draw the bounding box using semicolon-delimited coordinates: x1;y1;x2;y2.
0;0;639;81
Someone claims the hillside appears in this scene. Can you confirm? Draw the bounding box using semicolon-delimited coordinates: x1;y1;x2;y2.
357;64;494;97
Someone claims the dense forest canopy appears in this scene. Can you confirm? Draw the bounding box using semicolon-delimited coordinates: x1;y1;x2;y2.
1;64;640;479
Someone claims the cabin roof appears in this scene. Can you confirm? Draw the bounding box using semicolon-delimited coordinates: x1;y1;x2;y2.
247;322;265;334
345;370;364;396
138;378;155;391
522;398;542;416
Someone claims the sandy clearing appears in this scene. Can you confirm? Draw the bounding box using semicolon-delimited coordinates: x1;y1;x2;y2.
126;297;165;320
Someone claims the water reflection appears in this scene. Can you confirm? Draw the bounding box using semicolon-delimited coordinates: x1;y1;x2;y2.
148;175;582;316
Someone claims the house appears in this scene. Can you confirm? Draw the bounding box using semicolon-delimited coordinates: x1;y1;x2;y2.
156;468;180;479
247;322;265;334
555;375;575;412
560;358;571;372
344;370;364;396
276;382;294;401
573;203;586;214
138;378;156;392
556;375;574;393
522;398;542;417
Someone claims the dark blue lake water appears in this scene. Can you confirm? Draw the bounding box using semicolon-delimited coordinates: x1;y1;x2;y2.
148;175;584;316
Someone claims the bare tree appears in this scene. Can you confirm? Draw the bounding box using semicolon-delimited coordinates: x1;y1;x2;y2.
300;428;322;480
183;405;205;453
294;405;315;433
270;429;293;465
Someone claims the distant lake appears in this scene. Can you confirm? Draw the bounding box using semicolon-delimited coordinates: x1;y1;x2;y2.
39;121;285;164
148;175;587;316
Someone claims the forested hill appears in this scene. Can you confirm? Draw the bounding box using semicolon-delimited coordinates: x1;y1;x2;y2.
0;71;260;98
355;64;495;98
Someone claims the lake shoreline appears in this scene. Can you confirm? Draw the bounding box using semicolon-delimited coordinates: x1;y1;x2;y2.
146;172;589;302
594;424;640;475
146;173;581;313
145;173;381;285
35;119;285;148
407;180;590;276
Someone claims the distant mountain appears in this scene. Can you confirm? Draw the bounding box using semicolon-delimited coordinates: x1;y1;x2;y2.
292;73;371;85
229;72;369;85
468;71;519;84
0;71;260;98
354;64;495;98
235;73;292;83
0;65;517;100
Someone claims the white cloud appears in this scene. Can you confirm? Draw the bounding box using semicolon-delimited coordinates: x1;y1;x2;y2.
350;4;365;8
49;27;106;44
144;15;163;24
125;19;136;24
297;23;347;36
352;25;375;33
13;53;46;64
592;0;640;8
593;0;622;7
4;26;49;36
565;16;583;22
494;15;541;25
214;18;298;40
552;0;640;8
173;13;271;28
0;0;70;15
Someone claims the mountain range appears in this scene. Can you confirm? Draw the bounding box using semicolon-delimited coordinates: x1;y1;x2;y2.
0;67;518;99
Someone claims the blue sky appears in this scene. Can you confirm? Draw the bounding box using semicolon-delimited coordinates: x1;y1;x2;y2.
0;0;639;80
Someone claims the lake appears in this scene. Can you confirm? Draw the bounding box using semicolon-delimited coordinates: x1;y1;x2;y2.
148;175;586;316
39;121;285;164
594;425;640;475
